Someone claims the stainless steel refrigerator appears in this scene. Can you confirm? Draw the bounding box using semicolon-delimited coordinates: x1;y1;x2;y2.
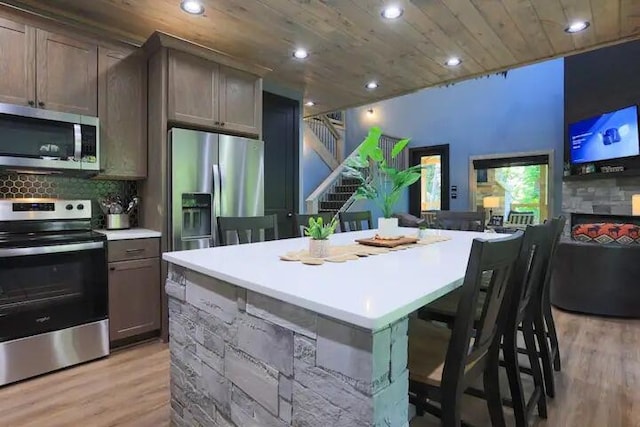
168;128;264;251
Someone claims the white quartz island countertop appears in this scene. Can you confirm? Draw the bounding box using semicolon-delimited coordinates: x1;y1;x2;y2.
163;228;503;330
95;228;161;241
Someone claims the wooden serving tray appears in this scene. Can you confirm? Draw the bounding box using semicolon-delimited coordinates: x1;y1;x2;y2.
356;236;420;248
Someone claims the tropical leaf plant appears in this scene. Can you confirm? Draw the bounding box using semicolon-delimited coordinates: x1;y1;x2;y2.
304;216;338;240
344;127;421;218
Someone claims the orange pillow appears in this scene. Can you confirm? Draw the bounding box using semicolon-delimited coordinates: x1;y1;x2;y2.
572;223;640;245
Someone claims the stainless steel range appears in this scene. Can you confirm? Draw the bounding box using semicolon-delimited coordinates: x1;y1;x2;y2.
0;199;109;386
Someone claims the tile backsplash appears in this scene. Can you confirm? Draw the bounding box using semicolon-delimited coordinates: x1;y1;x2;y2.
0;173;139;229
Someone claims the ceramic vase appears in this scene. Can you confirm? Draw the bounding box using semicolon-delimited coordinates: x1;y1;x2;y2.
378;217;399;238
309;239;330;258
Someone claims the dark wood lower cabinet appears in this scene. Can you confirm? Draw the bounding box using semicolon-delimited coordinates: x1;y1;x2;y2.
108;256;161;344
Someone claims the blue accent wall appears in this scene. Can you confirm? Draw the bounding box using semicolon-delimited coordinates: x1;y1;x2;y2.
302;146;332;200
344;59;565;216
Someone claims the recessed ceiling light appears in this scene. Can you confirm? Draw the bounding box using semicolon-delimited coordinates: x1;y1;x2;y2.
305;101;315;107
381;5;403;20
293;48;309;59
445;57;462;67
365;81;379;90
565;21;590;33
180;0;204;15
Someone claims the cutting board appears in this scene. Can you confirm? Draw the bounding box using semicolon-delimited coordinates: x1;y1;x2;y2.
355;236;419;248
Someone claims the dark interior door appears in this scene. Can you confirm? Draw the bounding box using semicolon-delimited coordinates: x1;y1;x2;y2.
263;92;299;239
409;145;450;217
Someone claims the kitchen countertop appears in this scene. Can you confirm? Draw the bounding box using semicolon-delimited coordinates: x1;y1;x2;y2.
95;228;161;241
162;227;503;330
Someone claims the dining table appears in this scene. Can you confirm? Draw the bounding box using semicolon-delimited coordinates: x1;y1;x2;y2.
163;227;504;427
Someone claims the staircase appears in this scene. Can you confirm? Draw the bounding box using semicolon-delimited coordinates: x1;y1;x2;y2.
305;127;407;215
318;177;361;214
304;109;408;215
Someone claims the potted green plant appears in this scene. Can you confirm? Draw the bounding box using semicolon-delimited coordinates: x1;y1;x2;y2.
304;216;338;258
418;222;429;239
344;126;422;238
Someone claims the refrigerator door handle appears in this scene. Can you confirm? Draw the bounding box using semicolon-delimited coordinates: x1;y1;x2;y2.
212;163;222;246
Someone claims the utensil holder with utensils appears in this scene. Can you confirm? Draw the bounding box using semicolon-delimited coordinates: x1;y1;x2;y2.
106;213;130;230
100;195;139;230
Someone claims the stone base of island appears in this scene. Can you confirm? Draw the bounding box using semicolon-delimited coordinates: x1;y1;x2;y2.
166;264;409;427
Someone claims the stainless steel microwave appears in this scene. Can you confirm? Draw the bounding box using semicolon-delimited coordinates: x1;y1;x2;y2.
0;103;99;173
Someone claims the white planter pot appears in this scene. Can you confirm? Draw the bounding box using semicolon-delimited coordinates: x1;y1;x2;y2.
378;217;399;238
309;239;330;258
418;228;428;239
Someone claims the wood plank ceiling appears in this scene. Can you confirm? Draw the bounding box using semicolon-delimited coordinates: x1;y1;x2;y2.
3;0;639;116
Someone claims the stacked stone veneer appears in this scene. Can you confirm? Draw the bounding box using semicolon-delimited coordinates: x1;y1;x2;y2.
562;177;640;234
166;264;409;427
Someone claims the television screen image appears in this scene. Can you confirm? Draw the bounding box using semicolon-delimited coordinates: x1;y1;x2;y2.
569;105;639;164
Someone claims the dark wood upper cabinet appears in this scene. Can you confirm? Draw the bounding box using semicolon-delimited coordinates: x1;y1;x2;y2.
166;48;261;137
219;66;262;136
0;17;35;107
35;30;98;116
98;47;147;179
168;49;219;128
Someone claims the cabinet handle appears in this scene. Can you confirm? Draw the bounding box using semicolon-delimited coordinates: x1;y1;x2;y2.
125;248;145;254
38;101;45;108
214;121;221;126
28;100;35;106
109;266;116;271
220;122;225;126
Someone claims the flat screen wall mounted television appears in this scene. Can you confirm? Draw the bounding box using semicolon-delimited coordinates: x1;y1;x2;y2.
569;105;640;164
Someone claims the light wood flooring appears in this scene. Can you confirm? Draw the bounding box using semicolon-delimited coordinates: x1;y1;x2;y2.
0;309;638;427
0;341;170;427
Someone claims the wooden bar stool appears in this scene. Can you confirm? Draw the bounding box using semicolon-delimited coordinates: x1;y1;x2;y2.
409;232;523;427
418;219;564;426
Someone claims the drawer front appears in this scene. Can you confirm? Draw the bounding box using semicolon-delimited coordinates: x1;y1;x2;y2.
107;238;159;262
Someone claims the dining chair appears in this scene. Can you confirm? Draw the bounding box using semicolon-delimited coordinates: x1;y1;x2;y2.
420;210;438;228
432;210;485;231
418;218;563;426
294;212;336;237
533;215;566;397
408;232;523;427
338;211;372;232
218;214;279;245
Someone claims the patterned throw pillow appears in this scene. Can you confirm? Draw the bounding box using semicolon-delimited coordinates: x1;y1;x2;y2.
571;223;640;245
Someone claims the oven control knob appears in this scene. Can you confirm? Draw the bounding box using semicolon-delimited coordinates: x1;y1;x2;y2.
65;204;73;210
77;204;84;210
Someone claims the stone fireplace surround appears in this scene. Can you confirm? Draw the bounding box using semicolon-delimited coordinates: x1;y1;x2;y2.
562;176;640;234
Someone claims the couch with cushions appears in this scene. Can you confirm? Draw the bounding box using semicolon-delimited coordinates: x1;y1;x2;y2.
550;219;640;318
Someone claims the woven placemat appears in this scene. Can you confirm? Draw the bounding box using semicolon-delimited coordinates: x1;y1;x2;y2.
280;234;451;266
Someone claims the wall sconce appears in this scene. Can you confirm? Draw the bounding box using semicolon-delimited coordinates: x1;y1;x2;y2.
366;108;374;116
633;194;640;216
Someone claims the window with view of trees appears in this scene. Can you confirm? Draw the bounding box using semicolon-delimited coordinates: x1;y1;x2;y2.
475;163;549;223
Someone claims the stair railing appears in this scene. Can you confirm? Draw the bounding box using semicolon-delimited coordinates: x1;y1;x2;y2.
305;140;367;214
304;113;345;164
305;134;406;214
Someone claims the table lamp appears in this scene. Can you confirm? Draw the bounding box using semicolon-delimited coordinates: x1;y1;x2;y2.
483;196;500;219
633;194;640;216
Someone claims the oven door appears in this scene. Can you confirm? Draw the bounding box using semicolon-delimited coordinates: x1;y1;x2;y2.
0;240;107;343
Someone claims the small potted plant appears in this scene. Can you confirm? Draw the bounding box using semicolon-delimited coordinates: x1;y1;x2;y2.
418;222;429;239
344;126;422;238
304;216;338;258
